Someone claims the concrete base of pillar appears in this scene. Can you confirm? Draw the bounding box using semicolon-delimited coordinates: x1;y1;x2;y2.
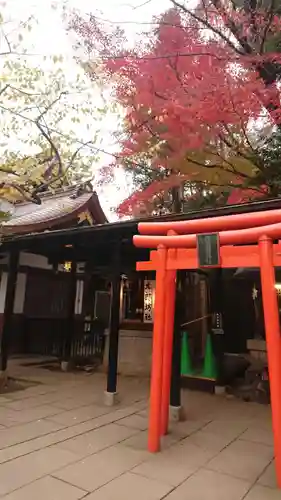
61;361;70;372
215;385;226;396
169;405;185;422
103;391;119;406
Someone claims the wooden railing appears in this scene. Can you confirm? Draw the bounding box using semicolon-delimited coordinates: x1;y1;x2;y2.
22;317;105;364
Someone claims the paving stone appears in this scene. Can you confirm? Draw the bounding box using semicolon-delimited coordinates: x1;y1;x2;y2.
132;451;198;486
84;472;172;500
0;419;64;450
0;445;80;496
4;385;58;400
116;414;148;431
168;419;209;440
182;429;234;453
207;438;273;482
52;395;98;411
47;404;110;426
137;409;148;418
165;468;251;500
240;427;273;447
55;423;138;457
122;430;178;451
258;461;277;488
0;408;146;465
0;359;276;500
2;393;63;411
201;420;250;440
244;484;281;499
0;405;62;427
53;444;149;492
1;475;86;500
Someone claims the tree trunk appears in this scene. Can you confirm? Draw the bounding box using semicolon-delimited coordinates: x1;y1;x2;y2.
171;186;183;214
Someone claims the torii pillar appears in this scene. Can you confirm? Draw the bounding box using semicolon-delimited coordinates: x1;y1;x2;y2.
134;208;281;488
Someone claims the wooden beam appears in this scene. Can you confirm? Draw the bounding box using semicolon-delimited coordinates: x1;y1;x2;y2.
62;261;77;364
259;237;281;487
138;208;281;235
136;244;281;271
1;250;19;371
134;222;281;248
106;243;122;397
170;271;185;412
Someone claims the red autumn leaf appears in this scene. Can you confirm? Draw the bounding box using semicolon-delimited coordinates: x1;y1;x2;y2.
70;5;281;213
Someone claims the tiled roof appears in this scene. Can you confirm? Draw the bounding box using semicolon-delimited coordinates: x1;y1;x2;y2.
1;188;107;235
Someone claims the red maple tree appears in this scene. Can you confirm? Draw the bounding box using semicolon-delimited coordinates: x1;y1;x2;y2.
70;3;281;215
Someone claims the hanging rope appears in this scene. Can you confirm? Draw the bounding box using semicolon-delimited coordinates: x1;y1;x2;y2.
181;314;212;327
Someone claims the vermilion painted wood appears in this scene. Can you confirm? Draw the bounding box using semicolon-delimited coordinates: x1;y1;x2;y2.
134;222;281;249
138;208;281;235
148;246;167;453
135;219;281;488
137;244;281;271
160;248;176;437
259;237;281;488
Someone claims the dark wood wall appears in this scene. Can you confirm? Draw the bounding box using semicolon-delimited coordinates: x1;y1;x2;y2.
222;276;257;353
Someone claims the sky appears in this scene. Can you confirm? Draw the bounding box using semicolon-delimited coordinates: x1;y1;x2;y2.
1;0;170;219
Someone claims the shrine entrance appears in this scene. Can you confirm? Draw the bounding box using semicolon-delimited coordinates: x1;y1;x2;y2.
133;208;281;488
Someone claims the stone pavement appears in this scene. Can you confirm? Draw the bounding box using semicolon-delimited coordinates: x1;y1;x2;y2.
0;357;278;499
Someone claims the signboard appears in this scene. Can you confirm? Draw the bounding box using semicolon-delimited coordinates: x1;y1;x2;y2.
212;328;224;336
143;279;156;323
197;233;220;268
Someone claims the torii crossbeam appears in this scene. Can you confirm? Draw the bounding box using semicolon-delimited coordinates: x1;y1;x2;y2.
133;208;281;488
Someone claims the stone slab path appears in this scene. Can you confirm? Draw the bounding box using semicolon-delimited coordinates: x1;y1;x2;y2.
0;357;278;499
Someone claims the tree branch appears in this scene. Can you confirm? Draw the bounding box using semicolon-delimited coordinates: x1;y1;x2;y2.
35;91;67;122
209;0;254;54
170;0;244;55
33;93;68;180
68;140;92;168
260;0;276;54
0;84;9;96
35;119;63;179
0;181;41;204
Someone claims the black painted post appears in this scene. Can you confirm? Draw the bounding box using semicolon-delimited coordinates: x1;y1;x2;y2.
170;271;185;418
1;250;19;372
209;268;225;386
62;261;77;369
105;247;121;405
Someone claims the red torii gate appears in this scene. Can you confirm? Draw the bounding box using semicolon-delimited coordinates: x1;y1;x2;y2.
133;208;281;488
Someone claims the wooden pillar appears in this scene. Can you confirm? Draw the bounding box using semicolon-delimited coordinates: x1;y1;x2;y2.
148;245;167;452
170;271;184;413
1;250;19;372
62;261;77;366
259;236;281;488
209;268;225;385
161;249;176;435
106;244;121;404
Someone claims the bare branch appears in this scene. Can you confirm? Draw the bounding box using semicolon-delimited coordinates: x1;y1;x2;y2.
33;92;68;180
260;0;276;54
131;0;152;9
34;120;63;181
2;31;12;54
170;0;244;55
68;140;92;168
35;91;67;122
0;84;9;96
